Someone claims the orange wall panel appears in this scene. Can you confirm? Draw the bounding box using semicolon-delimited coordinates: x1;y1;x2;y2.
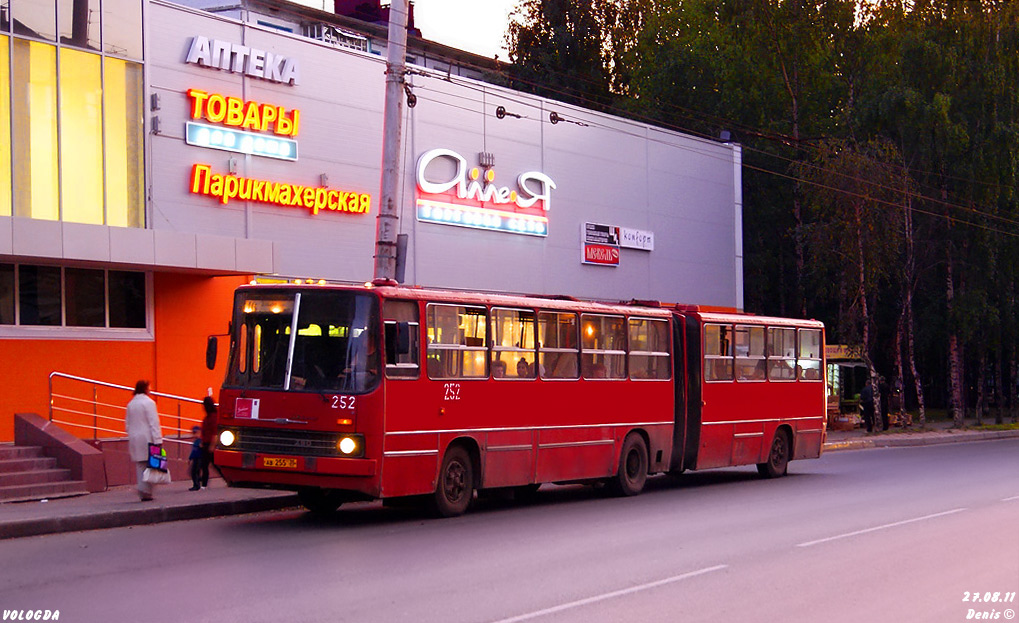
0;340;155;441
0;273;247;442
152;273;247;402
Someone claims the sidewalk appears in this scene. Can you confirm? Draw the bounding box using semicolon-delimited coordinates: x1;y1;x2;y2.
823;417;1019;451
0;476;299;540
2;420;1017;541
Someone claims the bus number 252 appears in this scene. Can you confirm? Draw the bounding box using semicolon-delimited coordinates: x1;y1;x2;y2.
331;395;356;410
444;383;461;401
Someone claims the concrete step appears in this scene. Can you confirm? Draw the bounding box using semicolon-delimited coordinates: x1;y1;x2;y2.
0;468;75;487
0;480;89;503
0;457;59;473
0;445;45;461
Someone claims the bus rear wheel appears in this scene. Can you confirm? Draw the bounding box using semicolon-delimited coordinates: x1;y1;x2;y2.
298;488;344;515
609;433;648;496
433;446;474;517
757;429;791;478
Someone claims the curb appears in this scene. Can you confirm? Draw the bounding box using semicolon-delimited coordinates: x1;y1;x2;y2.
823;429;1019;453
1;493;300;540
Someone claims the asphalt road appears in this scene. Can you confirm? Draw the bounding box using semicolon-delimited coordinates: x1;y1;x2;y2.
2;439;1017;623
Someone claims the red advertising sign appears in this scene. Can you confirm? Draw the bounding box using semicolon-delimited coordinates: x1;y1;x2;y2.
584;243;620;266
234;398;260;419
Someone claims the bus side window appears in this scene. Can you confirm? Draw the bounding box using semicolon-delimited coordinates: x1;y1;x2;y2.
704;323;733;382
492;307;536;379
734;324;765;381
628;317;671;380
426;303;488;379
581;314;627;379
384;300;420;379
538;311;579;379
767;327;797;381
798;328;823;381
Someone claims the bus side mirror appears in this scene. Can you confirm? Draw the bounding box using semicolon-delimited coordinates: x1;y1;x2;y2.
206;336;218;370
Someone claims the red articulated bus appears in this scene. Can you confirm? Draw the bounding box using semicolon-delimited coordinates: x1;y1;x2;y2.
211;281;826;516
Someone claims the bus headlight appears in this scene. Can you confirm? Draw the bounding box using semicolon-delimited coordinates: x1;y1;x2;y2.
337;435;362;456
220;430;236;447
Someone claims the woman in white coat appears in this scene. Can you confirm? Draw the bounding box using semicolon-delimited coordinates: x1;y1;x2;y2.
125;380;162;501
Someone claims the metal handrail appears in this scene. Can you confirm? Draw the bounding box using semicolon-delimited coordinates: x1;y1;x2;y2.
48;372;208;446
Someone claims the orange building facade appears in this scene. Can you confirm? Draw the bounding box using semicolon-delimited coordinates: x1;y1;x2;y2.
1;273;247;441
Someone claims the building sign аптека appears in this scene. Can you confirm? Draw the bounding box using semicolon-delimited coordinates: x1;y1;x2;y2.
186;36;300;86
415;148;556;237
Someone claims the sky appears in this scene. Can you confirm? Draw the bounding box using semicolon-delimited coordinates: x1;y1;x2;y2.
412;0;519;60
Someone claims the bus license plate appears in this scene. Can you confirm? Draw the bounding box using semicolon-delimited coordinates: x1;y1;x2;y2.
262;457;298;469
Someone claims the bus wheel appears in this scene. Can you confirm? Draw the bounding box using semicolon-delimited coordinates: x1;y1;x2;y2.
757;429;790;478
298;488;344;515
610;433;648;496
434;446;474;517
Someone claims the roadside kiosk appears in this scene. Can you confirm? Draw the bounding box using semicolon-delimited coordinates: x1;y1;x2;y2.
825;345;867;430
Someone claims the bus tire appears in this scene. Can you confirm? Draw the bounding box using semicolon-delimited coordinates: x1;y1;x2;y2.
433;445;474;517
757;429;791;478
610;433;648;496
298;488;344;515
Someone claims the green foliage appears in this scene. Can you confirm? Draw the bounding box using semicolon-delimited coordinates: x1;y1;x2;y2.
507;0;1019;410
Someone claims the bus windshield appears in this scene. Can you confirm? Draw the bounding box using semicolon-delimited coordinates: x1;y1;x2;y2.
226;290;380;393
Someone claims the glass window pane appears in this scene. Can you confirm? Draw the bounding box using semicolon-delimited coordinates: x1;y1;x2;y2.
704;323;733;382
539;311;578;350
0;35;10;216
581;314;626;379
0;263;13;324
538;311;578;379
799;329;822;359
103;58;143;227
493;308;535;379
12;0;56;41
735;325;766;381
60;47;103;224
101;0;142;59
704;324;732;357
493;308;535;349
65;267;104;326
767;327;797;381
108;270;144;328
58;0;99;50
1;1;10;32
798;328;823;381
12;39;58;220
237;323;247;374
426;304;487;379
384;300;419;379
581;314;626;351
18;264;61;325
630;354;670;380
628;318;670;380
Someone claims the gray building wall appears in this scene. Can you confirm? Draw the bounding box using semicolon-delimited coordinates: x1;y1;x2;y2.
147;0;743;308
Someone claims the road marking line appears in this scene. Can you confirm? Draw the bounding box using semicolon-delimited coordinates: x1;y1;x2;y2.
797;508;968;548
1003;495;1019;502
490;564;728;623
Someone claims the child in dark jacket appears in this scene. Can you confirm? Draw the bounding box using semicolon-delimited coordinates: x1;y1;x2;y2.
188;426;202;491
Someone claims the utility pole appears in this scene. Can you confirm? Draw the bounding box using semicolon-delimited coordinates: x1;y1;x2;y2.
373;0;409;283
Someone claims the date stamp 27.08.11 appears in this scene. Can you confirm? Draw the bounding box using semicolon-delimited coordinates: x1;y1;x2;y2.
962;591;1017;620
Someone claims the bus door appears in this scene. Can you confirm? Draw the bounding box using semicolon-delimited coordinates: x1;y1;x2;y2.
683;315;706;471
669;313;688;472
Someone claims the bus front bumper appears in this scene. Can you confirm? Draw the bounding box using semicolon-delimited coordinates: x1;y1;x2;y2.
214;449;377;479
